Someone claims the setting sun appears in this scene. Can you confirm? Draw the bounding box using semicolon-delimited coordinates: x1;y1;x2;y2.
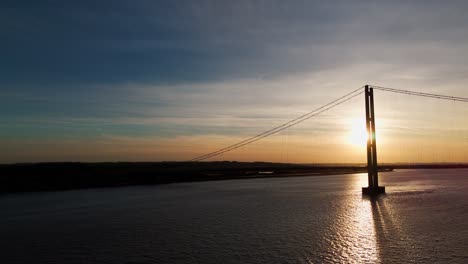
347;118;369;147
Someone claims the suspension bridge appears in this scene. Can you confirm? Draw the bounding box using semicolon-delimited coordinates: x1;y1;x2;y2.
191;85;468;195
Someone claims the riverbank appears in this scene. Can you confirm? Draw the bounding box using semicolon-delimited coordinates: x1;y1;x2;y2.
1;162;467;193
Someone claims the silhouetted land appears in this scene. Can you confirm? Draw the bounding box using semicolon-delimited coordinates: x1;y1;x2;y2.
1;162;467;193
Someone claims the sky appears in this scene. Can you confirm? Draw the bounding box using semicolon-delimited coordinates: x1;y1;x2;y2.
1;0;468;163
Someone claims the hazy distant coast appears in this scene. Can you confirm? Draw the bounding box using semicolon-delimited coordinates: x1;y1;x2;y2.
1;162;467;193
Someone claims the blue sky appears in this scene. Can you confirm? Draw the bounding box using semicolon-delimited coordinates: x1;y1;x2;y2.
2;1;468;163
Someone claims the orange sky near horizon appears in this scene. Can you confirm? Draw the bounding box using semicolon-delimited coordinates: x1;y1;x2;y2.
3;89;467;165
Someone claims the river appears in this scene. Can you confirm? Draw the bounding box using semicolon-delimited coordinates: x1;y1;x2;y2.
1;169;467;263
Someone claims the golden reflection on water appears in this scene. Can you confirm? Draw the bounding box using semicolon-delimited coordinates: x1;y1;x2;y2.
312;173;381;263
313;173;381;263
337;173;380;263
311;173;420;263
355;172;370;189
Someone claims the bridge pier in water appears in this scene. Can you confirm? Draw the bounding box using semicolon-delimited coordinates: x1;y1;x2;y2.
362;85;385;195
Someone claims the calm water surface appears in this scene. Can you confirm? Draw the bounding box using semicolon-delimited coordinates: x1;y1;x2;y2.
1;169;468;263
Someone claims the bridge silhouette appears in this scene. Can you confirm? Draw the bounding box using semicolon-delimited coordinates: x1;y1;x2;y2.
191;85;468;195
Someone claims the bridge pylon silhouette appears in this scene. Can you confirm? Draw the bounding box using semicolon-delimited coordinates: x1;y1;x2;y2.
191;83;467;194
362;85;385;195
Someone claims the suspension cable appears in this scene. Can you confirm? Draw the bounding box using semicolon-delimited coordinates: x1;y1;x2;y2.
370;85;468;103
190;87;364;161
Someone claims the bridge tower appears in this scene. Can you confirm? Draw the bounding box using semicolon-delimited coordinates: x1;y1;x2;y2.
362;85;385;195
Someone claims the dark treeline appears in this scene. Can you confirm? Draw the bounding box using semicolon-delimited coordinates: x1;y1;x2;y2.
1;162;467;193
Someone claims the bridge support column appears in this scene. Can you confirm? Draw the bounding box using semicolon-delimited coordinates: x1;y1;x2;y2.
362;85;385;195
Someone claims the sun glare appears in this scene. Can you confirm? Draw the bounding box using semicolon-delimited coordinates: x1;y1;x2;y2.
347;118;369;147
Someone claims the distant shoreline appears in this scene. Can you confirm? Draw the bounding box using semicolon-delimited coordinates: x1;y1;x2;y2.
1;162;468;194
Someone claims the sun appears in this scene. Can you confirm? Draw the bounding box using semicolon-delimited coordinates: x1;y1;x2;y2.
347;118;369;147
